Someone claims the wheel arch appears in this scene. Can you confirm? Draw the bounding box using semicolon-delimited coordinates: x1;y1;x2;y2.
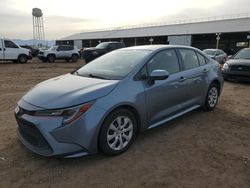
211;79;221;95
18;53;28;59
47;53;56;58
101;104;142;134
72;53;79;57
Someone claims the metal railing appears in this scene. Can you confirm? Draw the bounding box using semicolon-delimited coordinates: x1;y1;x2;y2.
79;13;250;34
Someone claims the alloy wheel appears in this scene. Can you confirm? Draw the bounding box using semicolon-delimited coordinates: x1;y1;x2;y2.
107;116;133;151
208;87;218;108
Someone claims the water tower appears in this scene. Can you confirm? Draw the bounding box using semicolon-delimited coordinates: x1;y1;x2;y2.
32;8;45;47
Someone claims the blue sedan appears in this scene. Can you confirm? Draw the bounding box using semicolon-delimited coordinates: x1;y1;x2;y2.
15;45;223;157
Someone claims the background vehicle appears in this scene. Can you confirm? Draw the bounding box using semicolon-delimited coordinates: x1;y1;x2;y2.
203;49;227;64
15;45;223;158
38;45;79;63
20;45;40;57
82;41;125;63
222;48;250;82
0;38;31;63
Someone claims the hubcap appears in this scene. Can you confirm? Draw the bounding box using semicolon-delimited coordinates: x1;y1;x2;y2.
208;87;218;108
107;116;133;151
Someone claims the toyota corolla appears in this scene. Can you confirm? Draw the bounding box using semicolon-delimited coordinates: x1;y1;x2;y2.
15;45;223;158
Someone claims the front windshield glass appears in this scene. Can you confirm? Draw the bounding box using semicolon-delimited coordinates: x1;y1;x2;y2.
233;49;250;59
48;46;57;51
95;42;109;49
75;50;151;80
203;49;216;56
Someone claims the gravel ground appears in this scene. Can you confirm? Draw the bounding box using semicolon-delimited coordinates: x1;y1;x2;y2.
0;58;249;188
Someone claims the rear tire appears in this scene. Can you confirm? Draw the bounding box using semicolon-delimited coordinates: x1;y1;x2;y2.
99;109;137;155
203;83;220;111
71;54;78;62
18;55;28;64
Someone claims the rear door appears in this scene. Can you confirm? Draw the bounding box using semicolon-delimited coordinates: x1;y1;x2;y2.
64;46;74;58
177;48;208;106
4;40;20;60
0;39;4;59
143;49;190;127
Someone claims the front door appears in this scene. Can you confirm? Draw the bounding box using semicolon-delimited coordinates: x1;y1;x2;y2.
143;49;190;127
4;40;20;60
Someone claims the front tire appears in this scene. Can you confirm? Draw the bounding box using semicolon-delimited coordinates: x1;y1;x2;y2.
99;109;137;155
18;55;28;64
203;83;220;111
47;55;55;63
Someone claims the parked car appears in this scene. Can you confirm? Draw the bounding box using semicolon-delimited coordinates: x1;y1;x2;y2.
20;45;40;57
38;45;79;63
15;45;223;157
82;41;125;63
0;38;32;63
222;48;250;82
203;49;227;64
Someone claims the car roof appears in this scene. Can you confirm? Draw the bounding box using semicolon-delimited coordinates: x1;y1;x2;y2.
203;49;218;51
99;41;122;44
120;45;200;51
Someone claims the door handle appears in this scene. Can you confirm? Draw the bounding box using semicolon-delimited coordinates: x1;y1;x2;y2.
203;69;208;73
3;48;6;51
178;76;186;82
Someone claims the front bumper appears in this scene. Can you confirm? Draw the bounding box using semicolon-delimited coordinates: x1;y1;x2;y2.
222;70;250;82
38;55;47;62
15;100;106;158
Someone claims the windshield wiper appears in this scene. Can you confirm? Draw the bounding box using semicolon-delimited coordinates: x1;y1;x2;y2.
88;74;108;80
73;72;109;80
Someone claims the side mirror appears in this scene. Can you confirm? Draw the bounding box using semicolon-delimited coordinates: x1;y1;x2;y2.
148;70;169;84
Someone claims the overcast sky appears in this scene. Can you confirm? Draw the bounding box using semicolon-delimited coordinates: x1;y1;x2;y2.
0;0;249;40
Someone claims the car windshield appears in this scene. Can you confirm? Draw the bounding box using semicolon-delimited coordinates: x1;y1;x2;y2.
233;49;250;59
75;49;151;80
95;43;109;49
203;49;216;56
48;46;57;51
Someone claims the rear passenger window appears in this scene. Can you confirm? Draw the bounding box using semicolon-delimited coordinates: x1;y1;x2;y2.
147;49;180;74
107;44;116;51
64;46;74;51
196;52;206;65
179;49;199;70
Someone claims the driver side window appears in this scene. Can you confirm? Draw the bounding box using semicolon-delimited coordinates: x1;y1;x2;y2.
147;49;180;74
4;40;19;48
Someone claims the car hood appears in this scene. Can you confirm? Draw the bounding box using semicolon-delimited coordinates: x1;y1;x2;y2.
227;59;250;66
20;47;30;53
23;73;119;109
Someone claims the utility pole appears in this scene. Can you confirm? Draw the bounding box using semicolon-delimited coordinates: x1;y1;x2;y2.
216;33;221;49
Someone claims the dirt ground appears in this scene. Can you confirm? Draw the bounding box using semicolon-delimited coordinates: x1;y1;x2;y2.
0;58;249;188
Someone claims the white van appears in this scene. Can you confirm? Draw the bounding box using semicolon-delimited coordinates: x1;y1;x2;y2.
0;38;32;63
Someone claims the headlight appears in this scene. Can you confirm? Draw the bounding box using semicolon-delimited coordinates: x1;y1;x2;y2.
34;102;94;125
222;63;229;70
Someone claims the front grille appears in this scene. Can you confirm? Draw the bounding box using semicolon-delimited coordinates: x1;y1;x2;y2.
16;116;52;154
230;65;250;71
